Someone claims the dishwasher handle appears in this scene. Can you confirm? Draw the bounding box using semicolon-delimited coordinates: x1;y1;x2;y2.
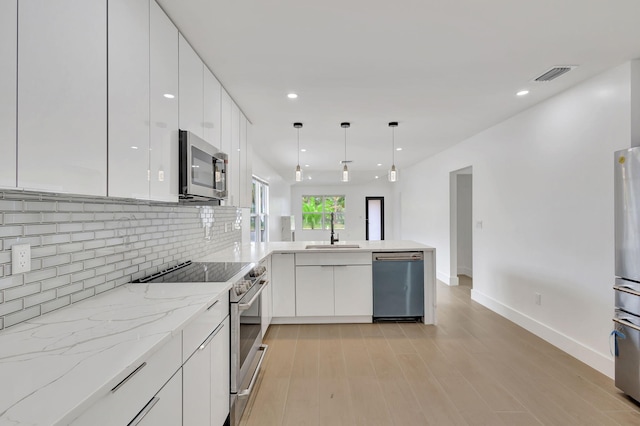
373;252;423;262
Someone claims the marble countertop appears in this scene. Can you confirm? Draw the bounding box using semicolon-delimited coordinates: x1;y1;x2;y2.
0;281;231;425
196;240;435;264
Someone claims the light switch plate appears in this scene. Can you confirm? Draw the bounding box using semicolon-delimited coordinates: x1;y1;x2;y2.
12;244;31;274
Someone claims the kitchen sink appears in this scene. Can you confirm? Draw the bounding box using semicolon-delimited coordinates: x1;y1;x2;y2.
305;244;360;249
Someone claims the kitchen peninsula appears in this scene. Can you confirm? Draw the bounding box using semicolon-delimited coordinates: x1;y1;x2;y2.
197;240;436;325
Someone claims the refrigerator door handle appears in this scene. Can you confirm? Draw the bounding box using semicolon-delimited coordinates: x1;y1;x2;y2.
613;285;640;298
613;317;640;333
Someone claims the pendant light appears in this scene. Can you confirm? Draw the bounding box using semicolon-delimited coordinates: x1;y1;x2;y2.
293;122;303;182
388;122;399;182
341;122;351;182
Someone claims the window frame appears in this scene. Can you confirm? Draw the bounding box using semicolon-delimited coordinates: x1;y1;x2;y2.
301;195;346;230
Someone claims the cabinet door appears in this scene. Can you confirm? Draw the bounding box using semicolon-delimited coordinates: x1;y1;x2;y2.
108;0;150;199
18;0;107;196
0;0;16;188
220;89;232;155
334;265;373;316
211;317;230;426
296;266;334;316
183;336;211;425
134;369;182;426
179;34;203;138
271;253;296;317
239;113;248;208
229;102;240;206
149;1;179;202
244;120;254;208
204;69;222;148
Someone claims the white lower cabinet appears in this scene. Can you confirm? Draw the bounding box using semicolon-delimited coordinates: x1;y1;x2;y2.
294;253;373;318
334;265;372;316
271;253;296;317
296;266;334;316
183;313;230;426
260;256;273;337
134;369;182;426
70;334;182;425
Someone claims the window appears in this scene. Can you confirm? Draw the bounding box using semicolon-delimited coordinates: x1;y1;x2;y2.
251;177;269;243
302;195;345;230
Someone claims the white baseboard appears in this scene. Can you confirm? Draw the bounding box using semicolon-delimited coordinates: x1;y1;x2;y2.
471;289;614;378
437;271;458;286
457;266;473;277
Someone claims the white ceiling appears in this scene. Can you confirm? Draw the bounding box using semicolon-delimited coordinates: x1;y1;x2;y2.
157;0;640;185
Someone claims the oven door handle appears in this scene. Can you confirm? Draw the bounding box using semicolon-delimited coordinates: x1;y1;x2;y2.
238;344;268;399
238;281;269;311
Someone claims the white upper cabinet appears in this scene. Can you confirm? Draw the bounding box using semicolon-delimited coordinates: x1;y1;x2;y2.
18;0;107;196
203;69;222;149
230;102;240;206
0;0;16;189
239;113;253;208
149;0;179;202
220;89;232;155
179;35;204;139
108;0;150;200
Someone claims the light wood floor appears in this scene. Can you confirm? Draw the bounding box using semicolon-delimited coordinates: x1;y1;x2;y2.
239;277;640;425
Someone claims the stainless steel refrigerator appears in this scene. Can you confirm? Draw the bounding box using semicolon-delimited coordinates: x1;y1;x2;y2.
614;147;640;402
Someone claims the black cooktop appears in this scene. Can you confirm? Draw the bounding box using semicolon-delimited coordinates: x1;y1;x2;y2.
136;261;252;284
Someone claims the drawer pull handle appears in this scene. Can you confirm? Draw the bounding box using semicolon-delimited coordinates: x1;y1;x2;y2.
207;299;220;310
111;362;147;393
613;317;640;333
128;396;159;426
238;345;268;398
199;322;225;350
613;285;640;298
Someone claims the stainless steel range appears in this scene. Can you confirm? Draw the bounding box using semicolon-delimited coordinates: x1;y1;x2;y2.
134;260;269;426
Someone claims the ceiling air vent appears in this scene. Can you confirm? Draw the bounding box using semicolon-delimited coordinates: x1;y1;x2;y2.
533;66;576;82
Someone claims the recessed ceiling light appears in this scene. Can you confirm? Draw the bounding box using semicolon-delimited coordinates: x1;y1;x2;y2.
377;163;382;167
308;176;312;180
163;93;175;99
516;90;530;96
287;93;298;99
131;146;138;150
396;147;402;151
305;164;310;167
300;148;306;152
375;176;379;179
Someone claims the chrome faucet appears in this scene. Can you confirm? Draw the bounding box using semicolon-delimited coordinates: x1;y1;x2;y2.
330;212;339;245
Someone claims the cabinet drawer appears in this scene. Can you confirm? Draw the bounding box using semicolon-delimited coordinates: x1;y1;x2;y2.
182;291;229;362
295;252;371;266
70;333;181;425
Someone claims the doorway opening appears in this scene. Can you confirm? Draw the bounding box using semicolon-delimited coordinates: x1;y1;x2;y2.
449;167;473;287
365;197;385;240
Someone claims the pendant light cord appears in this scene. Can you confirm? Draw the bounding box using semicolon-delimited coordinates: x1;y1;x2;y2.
344;127;347;162
391;125;395;165
297;127;300;165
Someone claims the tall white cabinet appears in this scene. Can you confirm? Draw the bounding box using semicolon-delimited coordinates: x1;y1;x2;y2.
108;0;150;199
18;0;107;196
178;35;204;140
149;1;179;202
0;0;16;188
204;71;222;149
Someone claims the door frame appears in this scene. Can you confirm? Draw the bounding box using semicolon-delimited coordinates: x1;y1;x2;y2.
449;166;473;286
365;196;385;240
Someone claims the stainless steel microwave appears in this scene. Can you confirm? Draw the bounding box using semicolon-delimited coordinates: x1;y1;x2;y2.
179;130;228;201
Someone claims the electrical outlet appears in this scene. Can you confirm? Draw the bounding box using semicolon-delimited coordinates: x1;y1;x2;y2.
535;292;542;305
12;244;31;274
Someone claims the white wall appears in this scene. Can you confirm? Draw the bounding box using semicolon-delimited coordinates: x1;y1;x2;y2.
398;62;633;377
252;155;291;242
457;174;473;277
292;181;396;242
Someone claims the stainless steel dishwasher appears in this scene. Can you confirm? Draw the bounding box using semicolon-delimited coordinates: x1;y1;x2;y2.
372;252;424;321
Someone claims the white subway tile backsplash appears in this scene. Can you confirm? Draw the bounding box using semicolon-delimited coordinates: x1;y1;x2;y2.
24;224;58;235
41;295;70;314
4;306;40;327
5;283;41;301
0;192;242;330
71;288;95;303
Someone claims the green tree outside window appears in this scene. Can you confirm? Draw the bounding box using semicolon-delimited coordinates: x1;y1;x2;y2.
302;196;345;230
